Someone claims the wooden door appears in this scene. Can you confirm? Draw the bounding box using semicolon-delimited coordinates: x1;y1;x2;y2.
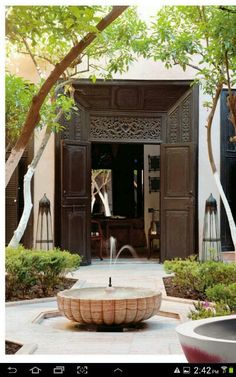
5;168;19;244
61;140;91;265
160;143;196;260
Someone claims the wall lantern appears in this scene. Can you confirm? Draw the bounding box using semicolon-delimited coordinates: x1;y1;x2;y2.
35;193;53;250
201;193;221;261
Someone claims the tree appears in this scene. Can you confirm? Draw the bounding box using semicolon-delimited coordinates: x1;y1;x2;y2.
6;5;149;246
144;6;236;257
91;170;111;216
5;6;129;187
6;5;133;247
6;73;76;247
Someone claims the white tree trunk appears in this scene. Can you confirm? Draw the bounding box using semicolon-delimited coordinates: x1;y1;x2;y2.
8;127;52;248
8;166;35;247
214;171;236;257
103;190;111;217
93;181;111;217
206;83;236;262
91;195;96;212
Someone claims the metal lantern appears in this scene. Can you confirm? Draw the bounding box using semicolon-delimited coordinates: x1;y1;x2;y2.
202;193;221;261
35;194;53;250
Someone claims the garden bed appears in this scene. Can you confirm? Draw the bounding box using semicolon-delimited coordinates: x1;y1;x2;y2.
5;341;22;354
6;277;77;302
163;276;206;301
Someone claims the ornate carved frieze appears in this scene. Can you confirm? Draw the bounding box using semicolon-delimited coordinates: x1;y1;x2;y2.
168;108;179;143
90;116;162;142
167;92;193;143
181;95;192;142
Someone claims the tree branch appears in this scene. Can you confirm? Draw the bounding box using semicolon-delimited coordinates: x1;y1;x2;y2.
219;6;236;13
207;83;223;173
21;37;43;79
6;6;129;187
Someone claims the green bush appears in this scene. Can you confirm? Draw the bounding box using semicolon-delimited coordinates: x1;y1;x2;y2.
6;246;81;298
188;300;231;320
164;257;236;296
206;283;236;312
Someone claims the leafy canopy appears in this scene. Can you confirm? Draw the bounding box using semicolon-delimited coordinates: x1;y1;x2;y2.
5;73;76;146
145;6;236;97
6;6;146;79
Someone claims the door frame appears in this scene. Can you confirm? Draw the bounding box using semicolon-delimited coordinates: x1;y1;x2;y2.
54;80;199;263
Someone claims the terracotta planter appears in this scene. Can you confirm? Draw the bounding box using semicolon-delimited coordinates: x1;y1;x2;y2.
57;287;162;325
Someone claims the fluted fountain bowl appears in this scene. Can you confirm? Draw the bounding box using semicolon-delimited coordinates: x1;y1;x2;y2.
57;287;162;325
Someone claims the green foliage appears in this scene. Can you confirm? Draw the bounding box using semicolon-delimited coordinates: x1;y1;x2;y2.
147;6;236;96
165;257;236;319
164;256;204;293
188;300;231;320
5;246;81;298
5;74;36;144
6;6;147;81
164;257;236;295
5;73;76;145
6;6;104;65
206;283;236;311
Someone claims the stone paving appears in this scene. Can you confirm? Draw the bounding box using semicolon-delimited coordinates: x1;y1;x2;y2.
6;259;194;358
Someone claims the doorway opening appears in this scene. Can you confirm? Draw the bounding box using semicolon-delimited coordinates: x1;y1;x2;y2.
90;142;161;261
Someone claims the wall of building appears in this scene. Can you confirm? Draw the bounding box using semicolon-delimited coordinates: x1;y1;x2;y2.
198;91;221;257
144;145;160;249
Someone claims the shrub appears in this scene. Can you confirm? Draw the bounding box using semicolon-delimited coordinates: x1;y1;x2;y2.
164;257;236;296
188;300;231;320
164;256;205;293
6;246;81;298
206;283;236;312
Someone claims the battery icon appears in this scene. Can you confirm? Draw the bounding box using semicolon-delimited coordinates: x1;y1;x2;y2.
229;367;234;374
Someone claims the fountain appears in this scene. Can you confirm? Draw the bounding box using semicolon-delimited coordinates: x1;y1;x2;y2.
57;237;162;326
176;314;236;362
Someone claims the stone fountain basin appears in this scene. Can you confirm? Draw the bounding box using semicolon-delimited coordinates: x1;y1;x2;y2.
57;287;162;325
176;314;236;363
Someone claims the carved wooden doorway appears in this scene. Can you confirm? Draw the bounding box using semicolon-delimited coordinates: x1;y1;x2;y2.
55;80;198;264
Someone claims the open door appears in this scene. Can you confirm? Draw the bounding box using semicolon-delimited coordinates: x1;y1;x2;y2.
61;140;91;265
160;143;196;260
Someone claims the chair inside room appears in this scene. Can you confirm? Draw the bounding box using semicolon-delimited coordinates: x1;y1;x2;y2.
148;210;160;259
91;220;104;260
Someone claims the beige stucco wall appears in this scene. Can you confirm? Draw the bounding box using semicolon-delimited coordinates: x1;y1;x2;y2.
144;145;160;247
198;91;221;257
6;51;223;254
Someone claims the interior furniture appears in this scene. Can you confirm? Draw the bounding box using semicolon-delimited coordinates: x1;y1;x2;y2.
91;220;104;260
148;210;160;259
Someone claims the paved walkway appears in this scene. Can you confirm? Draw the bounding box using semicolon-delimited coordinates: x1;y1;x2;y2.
6;260;194;359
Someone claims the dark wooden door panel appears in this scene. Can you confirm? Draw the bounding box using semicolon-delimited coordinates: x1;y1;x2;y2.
161;143;196;260
164;210;190;259
62;142;90;203
5;169;18;244
61;206;90;265
61;140;91;264
165;146;192;197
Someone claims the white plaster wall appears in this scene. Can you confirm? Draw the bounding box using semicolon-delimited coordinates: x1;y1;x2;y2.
81;56;196;81
198;89;221;257
144;145;160;245
33;129;55;247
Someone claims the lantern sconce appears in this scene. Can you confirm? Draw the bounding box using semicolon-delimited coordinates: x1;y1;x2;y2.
35;193;53;250
201;193;221;261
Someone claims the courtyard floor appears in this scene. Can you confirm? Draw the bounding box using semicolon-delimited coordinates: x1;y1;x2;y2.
6;259;195;359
